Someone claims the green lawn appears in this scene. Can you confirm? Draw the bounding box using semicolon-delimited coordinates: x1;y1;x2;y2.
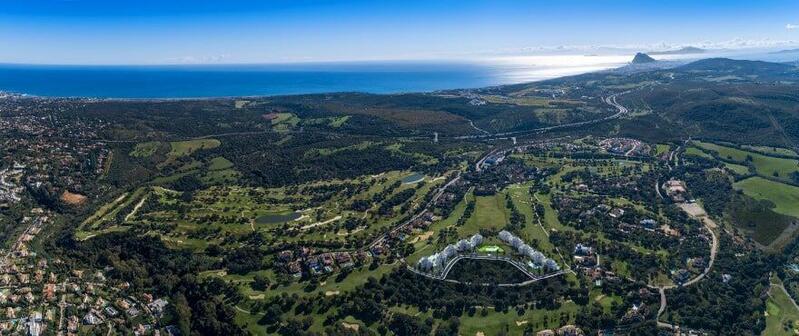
734;177;799;217
764;276;799;336
169;139;221;157
208;156;234;170
459;193;509;235
329;116;350;127
478;245;505;253
724;162;751;175
458;302;579;336
742;145;799;158
684;147;713;159
130;141;161;158
655;144;671;156
694;141;799;182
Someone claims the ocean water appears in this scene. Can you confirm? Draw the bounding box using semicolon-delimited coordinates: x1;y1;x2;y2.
0;55;632;98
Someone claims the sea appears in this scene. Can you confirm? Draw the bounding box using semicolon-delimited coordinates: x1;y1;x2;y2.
0;51;795;99
0;55;632;99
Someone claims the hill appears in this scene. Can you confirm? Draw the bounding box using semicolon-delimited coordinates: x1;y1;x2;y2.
631;52;656;64
770;48;799;54
648;46;706;55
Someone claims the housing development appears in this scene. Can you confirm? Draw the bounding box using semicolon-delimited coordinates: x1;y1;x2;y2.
2;55;799;336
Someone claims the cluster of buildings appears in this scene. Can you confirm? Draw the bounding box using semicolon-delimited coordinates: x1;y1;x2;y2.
369;211;438;258
276;248;365;278
0;164;25;207
535;324;584;336
499;230;560;271
663;179;690;203
559;197;682;239
416;234;483;272
0;100;111;204
598;137;650;157
572;243;597;268
0;207;171;335
572;243;621;288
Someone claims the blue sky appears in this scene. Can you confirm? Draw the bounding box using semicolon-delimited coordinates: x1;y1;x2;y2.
1;0;798;64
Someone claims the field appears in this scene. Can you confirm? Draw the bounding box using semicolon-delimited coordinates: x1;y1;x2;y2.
742;145;799;158
693;141;799;182
458;302;580;336
208;156;234;170
724;162;751;175
459;193;509;235
684;146;713;159
129;141;161;158
655;144;671;156
478;245;505;253
168;139;221;157
726;193;797;247
764;276;799;336
734;177;799;218
79;170;445;251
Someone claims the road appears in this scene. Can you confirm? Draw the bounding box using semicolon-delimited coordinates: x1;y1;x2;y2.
454;91;630;140
406;257;567;288
366;173;462;250
652;192;719;330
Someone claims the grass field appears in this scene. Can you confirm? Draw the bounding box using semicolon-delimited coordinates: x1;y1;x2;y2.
655;144;671;156
270;113;301;132
694;141;799;182
130;141;161;158
742;145;798;158
724;162;751;175
726;193;796;247
478;245;505;253
168;139;221;157
734;177;799;218
208;156;234;170
764;276;799;336
328;116;350;127
459;193;509;235
684;146;713;159
458;302;579;336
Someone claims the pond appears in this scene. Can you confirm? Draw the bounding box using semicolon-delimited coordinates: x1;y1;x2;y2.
255;212;302;224
401;172;425;184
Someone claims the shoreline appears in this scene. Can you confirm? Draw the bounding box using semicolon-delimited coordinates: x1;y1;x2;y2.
0;59;629;101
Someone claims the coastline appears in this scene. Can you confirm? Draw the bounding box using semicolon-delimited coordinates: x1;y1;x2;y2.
0;57;631;100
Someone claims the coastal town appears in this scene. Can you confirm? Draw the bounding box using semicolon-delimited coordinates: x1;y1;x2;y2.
0;97;174;335
0;53;797;336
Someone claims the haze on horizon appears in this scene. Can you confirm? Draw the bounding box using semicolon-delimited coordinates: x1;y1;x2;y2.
1;0;798;65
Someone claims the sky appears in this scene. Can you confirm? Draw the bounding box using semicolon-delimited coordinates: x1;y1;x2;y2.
1;0;798;65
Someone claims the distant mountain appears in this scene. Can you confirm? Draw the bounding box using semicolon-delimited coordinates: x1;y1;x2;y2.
648;46;706;55
631;53;656;64
770;48;799;54
675;58;799;81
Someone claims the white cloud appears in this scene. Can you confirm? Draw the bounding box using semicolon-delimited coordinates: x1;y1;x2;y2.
164;54;230;64
787;23;799;30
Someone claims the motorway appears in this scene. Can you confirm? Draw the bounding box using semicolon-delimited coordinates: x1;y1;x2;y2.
454;92;630;140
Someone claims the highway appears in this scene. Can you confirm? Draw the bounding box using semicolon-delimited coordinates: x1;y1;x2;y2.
454;91;630;140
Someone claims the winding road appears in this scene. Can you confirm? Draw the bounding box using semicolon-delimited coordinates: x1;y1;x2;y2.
652;185;719;331
455;92;630;140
